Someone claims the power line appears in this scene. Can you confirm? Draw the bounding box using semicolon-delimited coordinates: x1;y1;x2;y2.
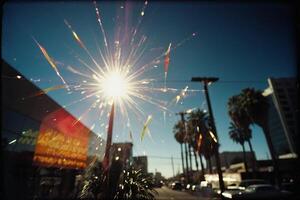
151;80;266;83
4;76;266;84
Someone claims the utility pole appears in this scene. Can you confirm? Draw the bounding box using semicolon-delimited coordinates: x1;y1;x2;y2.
171;156;175;177
191;77;225;193
102;102;115;199
176;112;190;183
103;103;115;171
181;143;185;176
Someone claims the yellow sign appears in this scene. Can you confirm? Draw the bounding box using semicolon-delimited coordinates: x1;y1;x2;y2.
33;109;90;169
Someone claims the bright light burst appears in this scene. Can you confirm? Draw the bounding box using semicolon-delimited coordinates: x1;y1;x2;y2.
32;0;201;142
94;70;130;100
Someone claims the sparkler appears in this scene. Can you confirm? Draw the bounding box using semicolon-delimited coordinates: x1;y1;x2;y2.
32;1;200;169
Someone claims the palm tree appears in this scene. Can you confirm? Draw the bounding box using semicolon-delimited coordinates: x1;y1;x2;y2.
242;127;256;173
203;129;217;173
229;88;280;185
114;166;157;200
240;88;280;185
182;126;193;174
174;129;185;176
229;122;249;173
186;118;200;176
228;95;256;173
187;109;215;176
78;159;105;199
173;121;189;178
198;149;205;178
183;120;193;173
187;130;200;175
186;128;194;173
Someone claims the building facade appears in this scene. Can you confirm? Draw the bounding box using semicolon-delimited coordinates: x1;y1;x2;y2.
2;60;105;199
263;77;298;158
110;142;133;168
132;156;148;174
211;151;256;172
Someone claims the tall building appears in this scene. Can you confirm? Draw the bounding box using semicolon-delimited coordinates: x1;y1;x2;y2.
262;77;298;158
132;156;148;174
111;142;133;168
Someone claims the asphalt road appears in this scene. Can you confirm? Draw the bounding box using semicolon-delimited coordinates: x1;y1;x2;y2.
154;186;217;200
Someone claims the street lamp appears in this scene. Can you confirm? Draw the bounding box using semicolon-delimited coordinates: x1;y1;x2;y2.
191;77;225;193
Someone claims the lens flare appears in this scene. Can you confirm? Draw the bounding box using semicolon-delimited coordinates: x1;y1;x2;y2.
98;70;130;100
32;1;200;146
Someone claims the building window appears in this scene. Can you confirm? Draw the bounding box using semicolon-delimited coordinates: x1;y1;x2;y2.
287;88;295;93
285;113;293;119
282;106;290;112
276;88;284;93
280;100;288;105
286;120;294;126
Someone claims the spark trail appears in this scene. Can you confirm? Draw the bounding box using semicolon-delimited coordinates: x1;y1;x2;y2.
33;38;69;90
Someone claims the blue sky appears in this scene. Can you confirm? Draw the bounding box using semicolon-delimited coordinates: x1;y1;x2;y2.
2;1;297;177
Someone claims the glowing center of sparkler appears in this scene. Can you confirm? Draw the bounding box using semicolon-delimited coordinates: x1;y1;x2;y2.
102;71;129;98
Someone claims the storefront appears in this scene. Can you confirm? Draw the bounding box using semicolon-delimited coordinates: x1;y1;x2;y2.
2;60;104;199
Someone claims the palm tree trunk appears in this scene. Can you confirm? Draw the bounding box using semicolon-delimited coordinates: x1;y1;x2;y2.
184;142;189;181
193;148;199;171
242;143;249;173
207;157;212;174
247;139;257;175
188;144;193;171
198;153;205;180
261;125;281;187
180;143;185;175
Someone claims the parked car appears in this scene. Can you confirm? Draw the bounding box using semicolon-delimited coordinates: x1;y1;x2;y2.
222;179;269;199
171;181;183;190
281;181;297;193
191;181;215;197
185;183;192;190
227;179;268;190
154;180;164;188
191;184;201;192
222;184;292;199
